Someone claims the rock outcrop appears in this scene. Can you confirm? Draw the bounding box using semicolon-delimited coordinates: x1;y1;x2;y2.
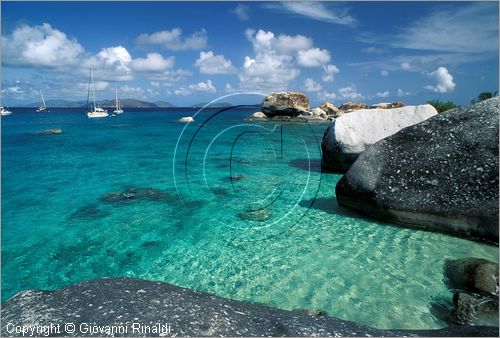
320;102;341;117
336;98;499;244
1;278;498;337
370;102;406;109
262;92;309;117
322;104;438;171
339;102;368;112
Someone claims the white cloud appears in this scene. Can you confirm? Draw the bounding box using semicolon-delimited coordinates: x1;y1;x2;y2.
136;28;207;51
397;88;411;97
279;2;356;25
119;85;144;95
188;79;216;93
174;87;191;96
148;69;192;82
381;70;389;76
2;23;84;68
339;85;362;99
304;78;322;92
239;29;335;91
319;91;336;101
83;46;133;81
273;34;313;55
297;48;331;67
394;3;498;53
150;81;160;88
361;46;386;54
400;62;411;70
376;91;390;98
146;88;159;96
322;64;340;82
239;29;301;91
131;53;174;72
233;4;249;21
225;83;234;93
195;51;236;74
425;66;456;93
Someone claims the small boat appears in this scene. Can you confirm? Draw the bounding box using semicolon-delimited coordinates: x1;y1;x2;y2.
113;88;124;114
86;67;108;118
1;106;13;116
36;90;49;112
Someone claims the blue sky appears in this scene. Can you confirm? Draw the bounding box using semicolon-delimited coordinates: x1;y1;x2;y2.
1;1;498;106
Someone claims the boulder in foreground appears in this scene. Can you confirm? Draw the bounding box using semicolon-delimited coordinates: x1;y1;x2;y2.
322;104;437;171
1;278;498;337
336;98;499;244
262;92;309;117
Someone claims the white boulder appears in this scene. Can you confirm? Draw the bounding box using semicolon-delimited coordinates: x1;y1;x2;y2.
321;104;438;171
178;116;194;123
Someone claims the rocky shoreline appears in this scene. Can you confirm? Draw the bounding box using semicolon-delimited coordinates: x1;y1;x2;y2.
1;277;498;337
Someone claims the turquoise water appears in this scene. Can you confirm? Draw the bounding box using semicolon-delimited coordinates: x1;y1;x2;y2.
2;107;498;329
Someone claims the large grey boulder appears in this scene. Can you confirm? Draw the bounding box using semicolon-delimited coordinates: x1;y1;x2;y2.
262;92;309;117
336;98;499;244
322;104;438;171
1;278;498;337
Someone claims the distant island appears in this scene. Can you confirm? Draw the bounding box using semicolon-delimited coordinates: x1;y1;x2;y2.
19;99;252;109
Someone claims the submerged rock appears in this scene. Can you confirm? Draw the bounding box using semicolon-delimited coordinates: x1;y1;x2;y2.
36;128;63;135
444;258;499;295
2;277;497;337
336;98;499;243
322;104;438;172
262;92;309;117
178;116;194;123
451;291;499;326
237;208;272;222
100;187;175;204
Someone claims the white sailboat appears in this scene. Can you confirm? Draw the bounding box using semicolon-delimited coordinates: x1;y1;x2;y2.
1;107;13;116
36;90;49;112
86;67;108;118
113;88;124;114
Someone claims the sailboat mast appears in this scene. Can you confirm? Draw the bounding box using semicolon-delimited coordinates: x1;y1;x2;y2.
115;88;119;110
40;90;46;108
91;66;96;111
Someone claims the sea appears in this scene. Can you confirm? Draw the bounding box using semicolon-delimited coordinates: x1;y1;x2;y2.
1;106;498;329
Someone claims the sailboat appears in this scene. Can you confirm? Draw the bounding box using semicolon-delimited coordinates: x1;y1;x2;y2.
36;90;49;112
113;88;124;114
1;107;13;116
86;66;108;118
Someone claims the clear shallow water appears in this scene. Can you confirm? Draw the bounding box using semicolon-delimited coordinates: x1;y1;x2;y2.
2;107;498;329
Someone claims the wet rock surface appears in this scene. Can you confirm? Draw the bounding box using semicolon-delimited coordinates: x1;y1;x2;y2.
1;278;498;337
336;98;499;243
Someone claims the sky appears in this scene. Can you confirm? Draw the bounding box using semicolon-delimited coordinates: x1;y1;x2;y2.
1;1;498;107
